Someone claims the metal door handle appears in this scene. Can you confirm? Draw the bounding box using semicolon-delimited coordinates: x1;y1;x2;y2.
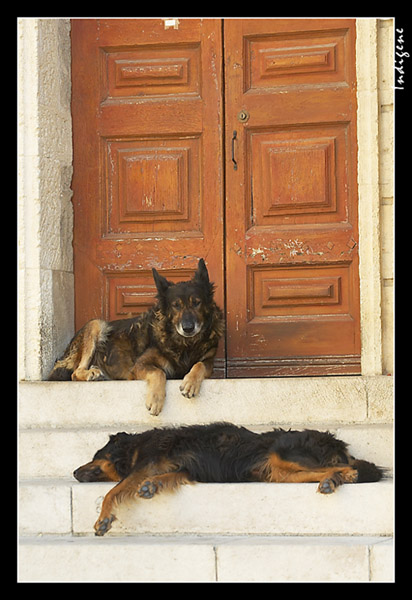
232;130;238;170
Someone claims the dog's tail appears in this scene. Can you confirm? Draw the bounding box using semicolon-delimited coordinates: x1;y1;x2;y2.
351;459;387;483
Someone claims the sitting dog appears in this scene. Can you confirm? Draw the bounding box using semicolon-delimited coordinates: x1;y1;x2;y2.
48;259;224;415
73;422;385;536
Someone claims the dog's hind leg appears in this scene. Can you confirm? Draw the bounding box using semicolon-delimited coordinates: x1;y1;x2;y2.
71;319;108;381
48;334;83;381
257;452;359;494
316;459;384;492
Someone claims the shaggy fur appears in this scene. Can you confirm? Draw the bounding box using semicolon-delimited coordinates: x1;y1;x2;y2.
73;422;385;536
48;259;224;415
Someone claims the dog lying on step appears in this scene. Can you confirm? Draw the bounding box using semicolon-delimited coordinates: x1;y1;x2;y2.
48;259;224;416
73;422;385;536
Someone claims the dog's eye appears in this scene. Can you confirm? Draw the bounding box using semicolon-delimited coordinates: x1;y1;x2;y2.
172;300;181;309
191;297;201;307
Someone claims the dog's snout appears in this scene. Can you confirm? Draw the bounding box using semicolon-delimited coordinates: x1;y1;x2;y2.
176;311;202;338
182;320;195;334
73;464;103;482
182;312;196;332
73;467;85;481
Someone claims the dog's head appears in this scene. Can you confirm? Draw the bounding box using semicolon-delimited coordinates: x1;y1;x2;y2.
152;259;215;339
73;433;135;482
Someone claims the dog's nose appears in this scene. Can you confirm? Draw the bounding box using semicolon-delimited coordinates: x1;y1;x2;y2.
182;322;195;334
181;313;196;334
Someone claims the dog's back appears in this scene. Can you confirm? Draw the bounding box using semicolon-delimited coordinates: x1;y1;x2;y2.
48;314;151;381
143;423;266;483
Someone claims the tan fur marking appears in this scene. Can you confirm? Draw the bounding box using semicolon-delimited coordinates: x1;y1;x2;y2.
94;460;186;535
71;319;107;380
128;348;170;415
130;449;139;469
96;459;121;481
179;361;207;398
259;453;359;488
75;458;120;482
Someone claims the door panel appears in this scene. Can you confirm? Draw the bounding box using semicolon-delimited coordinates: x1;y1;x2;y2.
224;19;360;376
71;19;225;374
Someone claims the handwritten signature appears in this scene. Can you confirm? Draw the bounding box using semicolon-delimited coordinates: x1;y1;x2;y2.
395;28;409;90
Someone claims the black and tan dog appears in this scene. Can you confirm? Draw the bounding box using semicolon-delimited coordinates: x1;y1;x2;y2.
73;422;385;536
48;259;224;415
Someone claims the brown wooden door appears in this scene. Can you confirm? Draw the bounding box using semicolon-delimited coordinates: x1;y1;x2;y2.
224;19;361;375
72;18;361;378
71;18;225;372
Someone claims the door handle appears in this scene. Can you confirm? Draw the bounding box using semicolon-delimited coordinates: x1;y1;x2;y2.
232;130;238;170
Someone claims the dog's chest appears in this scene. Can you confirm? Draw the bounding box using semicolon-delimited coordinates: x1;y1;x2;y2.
174;349;196;378
165;345;203;379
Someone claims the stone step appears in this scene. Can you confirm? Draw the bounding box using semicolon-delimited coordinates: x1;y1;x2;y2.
18;535;394;582
18;376;393;429
19;479;393;537
18;376;394;583
19;423;393;480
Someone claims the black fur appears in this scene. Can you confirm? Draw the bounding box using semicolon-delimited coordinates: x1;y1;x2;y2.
74;422;385;485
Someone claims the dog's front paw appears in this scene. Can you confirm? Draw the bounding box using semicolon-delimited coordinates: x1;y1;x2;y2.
138;480;162;499
317;478;336;494
180;372;202;398
145;390;165;416
94;515;115;536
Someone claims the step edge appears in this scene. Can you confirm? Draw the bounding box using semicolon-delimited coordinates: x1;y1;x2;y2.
19;533;393;544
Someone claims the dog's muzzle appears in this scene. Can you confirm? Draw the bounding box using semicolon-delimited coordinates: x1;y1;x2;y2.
176;314;202;338
73;465;101;482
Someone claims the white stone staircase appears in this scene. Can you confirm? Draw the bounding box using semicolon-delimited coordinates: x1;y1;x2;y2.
18;377;394;582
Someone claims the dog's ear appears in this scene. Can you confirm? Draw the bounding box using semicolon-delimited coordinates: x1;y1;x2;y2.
193;258;210;285
152;268;172;296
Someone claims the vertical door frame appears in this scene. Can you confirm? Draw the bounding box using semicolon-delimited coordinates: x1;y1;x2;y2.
356;19;384;375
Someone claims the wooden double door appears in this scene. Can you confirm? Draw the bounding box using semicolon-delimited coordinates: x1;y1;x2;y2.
71;18;361;377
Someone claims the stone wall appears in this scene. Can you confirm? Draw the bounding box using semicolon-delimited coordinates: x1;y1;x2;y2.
356;18;394;376
377;20;394;374
18;18;74;380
